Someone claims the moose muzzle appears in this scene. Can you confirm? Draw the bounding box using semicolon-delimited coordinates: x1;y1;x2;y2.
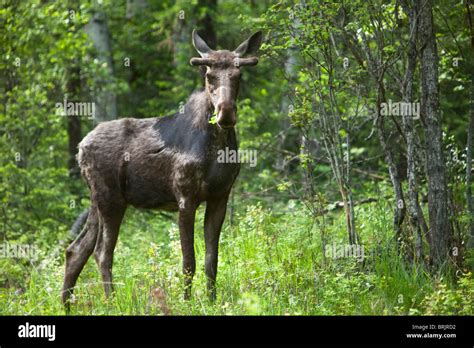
216;101;237;129
215;86;237;129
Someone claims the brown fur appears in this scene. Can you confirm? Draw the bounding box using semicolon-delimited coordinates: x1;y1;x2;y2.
62;31;262;309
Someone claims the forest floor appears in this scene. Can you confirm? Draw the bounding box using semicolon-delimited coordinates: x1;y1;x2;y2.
1;198;473;315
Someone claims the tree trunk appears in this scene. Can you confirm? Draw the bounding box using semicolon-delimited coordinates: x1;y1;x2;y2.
316;87;358;245
376;97;406;246
197;0;217;50
66;66;82;178
418;0;452;268
467;85;474;249
359;34;406;247
276;50;297;172
84;9;117;123
401;0;428;261
126;0;147;20
465;0;474;251
65;2;82;179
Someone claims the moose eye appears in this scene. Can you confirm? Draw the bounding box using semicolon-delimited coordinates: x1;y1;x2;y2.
206;73;217;81
229;72;241;80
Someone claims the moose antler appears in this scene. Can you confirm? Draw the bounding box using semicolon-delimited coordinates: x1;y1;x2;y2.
190;57;259;67
234;57;259;66
189;57;215;66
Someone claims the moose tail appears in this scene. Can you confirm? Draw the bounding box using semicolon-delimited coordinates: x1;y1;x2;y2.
70;208;90;239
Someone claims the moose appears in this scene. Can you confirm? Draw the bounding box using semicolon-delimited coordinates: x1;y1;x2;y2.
61;30;263;309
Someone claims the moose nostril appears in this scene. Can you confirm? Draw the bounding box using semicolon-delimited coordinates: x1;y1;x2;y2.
217;102;235;112
217;120;235;129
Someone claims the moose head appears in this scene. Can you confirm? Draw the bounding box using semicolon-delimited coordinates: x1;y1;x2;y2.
190;30;263;129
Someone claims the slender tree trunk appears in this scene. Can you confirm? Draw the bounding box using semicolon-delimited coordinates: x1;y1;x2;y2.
467;85;474;249
197;0;217;50
339;185;356;245
401;0;427;261
276;50;297;172
316;88;358;245
84;7;117;123
66;66;82;178
126;0;147;20
173;0;216;92
465;0;474;251
376;95;406;246
418;0;452;268
361;36;406;246
65;2;82;179
345;134;358;244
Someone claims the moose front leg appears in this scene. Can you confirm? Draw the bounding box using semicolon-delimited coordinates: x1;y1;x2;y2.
204;195;228;301
178;201;197;300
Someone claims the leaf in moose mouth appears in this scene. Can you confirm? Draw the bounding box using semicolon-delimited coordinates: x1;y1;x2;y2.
209;111;218;124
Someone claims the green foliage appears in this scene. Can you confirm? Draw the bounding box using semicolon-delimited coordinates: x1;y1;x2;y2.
1;1;91;247
1;0;472;316
2;200;473;315
419;273;474;315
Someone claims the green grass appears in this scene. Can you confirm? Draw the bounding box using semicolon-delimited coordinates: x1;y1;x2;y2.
1;200;473;315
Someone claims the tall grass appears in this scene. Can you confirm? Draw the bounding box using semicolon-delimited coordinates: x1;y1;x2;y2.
1;200;472;315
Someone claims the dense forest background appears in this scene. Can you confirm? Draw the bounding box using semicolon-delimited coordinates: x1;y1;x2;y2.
1;0;473;315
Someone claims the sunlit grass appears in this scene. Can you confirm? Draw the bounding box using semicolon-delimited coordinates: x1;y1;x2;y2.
1;200;473;315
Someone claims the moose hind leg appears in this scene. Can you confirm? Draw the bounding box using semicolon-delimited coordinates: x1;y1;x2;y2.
62;207;99;308
94;205;126;298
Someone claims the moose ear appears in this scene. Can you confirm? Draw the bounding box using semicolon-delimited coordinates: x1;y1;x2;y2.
192;29;213;57
233;31;263;57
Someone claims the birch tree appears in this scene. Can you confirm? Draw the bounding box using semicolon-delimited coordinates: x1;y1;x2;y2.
84;2;117;123
418;0;452;268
